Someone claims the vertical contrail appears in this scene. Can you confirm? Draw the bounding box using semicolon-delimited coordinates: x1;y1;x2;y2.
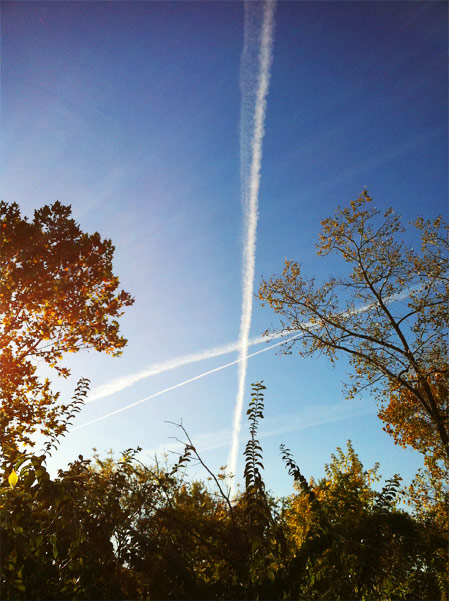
227;0;276;494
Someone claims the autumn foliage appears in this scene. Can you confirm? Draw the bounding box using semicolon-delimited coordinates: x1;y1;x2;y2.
1;384;447;600
0;201;134;463
378;370;448;467
259;192;449;468
1;197;448;599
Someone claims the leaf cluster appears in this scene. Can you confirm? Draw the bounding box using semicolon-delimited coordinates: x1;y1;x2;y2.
1;384;447;600
0;201;134;461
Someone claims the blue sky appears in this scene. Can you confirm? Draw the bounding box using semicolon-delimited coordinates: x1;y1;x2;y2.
1;1;447;496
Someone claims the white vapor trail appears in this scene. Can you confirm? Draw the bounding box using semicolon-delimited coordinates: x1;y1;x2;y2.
72;289;411;433
228;0;276;492
71;332;302;432
87;332;280;403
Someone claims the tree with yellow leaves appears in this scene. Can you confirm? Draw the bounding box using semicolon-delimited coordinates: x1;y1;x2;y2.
281;441;447;600
0;201;134;465
259;191;448;470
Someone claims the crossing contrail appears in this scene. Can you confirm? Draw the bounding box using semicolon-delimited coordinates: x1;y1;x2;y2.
87;332;284;403
72;290;411;432
228;0;276;492
87;285;409;404
71;332;303;432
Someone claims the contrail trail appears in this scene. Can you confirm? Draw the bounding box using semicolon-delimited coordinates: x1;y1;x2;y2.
87;332;282;403
71;332;302;432
228;0;276;492
72;289;412;432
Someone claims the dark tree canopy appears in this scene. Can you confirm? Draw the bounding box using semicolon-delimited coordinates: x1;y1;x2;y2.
1;384;447;600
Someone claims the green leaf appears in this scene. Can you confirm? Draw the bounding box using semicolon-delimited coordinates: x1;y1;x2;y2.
50;534;58;559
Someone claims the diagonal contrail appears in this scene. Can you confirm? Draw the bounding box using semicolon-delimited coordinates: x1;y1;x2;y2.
227;0;276;492
71;332;302;432
71;290;412;432
87;332;281;403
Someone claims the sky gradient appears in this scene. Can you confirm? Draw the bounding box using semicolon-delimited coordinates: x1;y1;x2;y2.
1;1;448;496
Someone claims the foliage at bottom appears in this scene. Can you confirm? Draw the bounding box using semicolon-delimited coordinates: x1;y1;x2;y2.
1;383;447;600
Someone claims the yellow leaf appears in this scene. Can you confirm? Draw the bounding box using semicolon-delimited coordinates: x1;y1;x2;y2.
8;469;18;488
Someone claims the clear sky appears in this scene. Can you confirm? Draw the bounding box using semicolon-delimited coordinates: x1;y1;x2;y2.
1;1;447;497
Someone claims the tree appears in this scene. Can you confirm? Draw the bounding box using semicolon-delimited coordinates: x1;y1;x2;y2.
259;191;449;469
0;201;134;464
2;381;447;600
378;367;449;527
281;442;447;600
1;444;141;600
